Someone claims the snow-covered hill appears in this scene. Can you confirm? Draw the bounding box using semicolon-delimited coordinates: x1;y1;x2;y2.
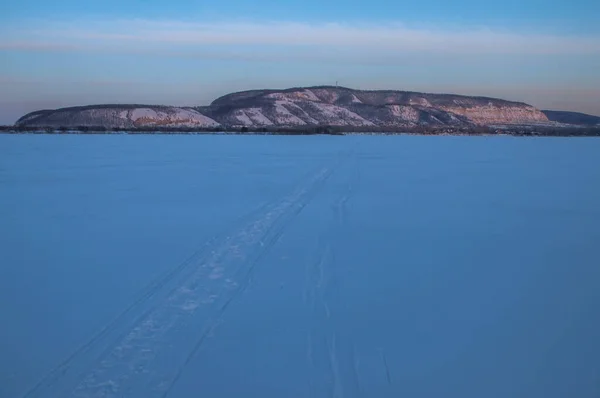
16;86;552;128
202;86;549;127
16;105;219;128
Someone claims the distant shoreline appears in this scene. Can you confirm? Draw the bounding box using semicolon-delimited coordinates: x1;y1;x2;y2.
1;125;600;137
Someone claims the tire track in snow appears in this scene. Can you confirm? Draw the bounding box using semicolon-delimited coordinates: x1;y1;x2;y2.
23;161;338;398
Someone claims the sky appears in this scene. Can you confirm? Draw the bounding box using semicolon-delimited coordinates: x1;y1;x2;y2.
1;0;599;124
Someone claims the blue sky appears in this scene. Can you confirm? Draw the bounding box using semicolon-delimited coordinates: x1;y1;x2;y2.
1;0;599;123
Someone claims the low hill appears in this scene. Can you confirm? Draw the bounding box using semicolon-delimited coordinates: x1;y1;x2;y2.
542;110;600;126
16;86;553;129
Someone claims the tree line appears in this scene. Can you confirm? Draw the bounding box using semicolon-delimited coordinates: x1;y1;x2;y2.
2;124;599;136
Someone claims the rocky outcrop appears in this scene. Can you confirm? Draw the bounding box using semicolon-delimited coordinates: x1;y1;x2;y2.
16;86;551;128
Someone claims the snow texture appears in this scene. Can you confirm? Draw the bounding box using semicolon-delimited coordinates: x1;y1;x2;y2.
2;135;600;398
274;101;309;125
244;108;274;126
233;110;254;126
387;105;420;122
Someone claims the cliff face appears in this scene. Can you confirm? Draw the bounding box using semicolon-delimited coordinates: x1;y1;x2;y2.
16;86;550;128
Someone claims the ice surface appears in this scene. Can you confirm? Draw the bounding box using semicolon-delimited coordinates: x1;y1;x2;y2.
1;134;600;398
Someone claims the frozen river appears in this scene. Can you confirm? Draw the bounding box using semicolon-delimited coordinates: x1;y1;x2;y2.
1;134;599;398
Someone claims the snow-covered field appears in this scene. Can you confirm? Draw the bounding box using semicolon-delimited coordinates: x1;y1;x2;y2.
1;134;600;398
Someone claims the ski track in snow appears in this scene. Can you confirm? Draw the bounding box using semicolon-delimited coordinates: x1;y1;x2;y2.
22;149;387;398
303;151;366;398
22;159;341;398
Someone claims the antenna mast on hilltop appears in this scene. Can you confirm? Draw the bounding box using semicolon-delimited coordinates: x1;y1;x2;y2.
335;81;338;87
